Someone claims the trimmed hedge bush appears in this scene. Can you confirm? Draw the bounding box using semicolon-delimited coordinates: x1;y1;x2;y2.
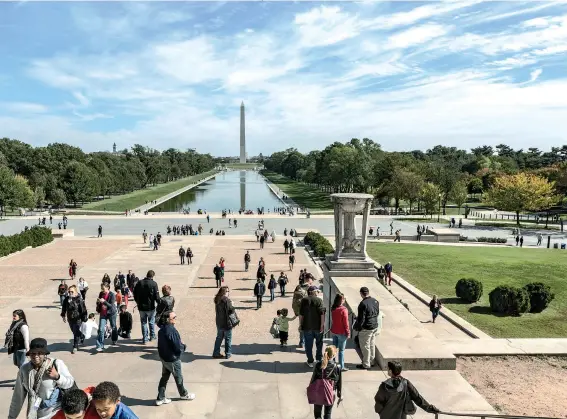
455;278;483;303
477;237;507;244
304;231;334;257
489;285;531;316
523;282;555;313
0;226;53;258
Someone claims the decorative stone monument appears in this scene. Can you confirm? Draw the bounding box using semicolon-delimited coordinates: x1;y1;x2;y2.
325;193;377;277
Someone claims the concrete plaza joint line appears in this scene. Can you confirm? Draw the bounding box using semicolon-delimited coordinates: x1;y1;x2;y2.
0;234;503;418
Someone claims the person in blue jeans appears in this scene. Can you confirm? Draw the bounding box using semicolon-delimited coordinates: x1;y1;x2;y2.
96;283;117;352
330;293;350;371
268;274;277;301
299;286;326;368
213;286;235;359
133;270;160;343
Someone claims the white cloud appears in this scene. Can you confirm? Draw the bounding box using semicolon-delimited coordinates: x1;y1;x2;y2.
387;24;450;49
294;6;361;47
72;92;90;107
529;68;543;83
0;102;48;113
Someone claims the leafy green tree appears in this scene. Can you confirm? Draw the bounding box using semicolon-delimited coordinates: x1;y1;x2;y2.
50;188;66;208
449;181;468;214
62;161;96;206
421;182;441;217
33;186;46;209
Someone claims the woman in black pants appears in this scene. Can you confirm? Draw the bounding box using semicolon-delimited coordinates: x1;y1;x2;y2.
308;345;342;419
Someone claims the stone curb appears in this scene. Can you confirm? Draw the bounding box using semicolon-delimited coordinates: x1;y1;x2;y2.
369;258;491;339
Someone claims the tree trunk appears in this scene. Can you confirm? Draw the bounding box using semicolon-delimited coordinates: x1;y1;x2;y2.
516;210;520;226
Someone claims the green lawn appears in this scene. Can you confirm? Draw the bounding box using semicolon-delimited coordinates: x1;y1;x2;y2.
224;163;261;169
82;170;218;212
262;171;333;210
367;243;567;338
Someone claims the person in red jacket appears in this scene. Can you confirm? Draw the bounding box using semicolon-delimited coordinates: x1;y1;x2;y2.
52;387;99;419
330;293;351;371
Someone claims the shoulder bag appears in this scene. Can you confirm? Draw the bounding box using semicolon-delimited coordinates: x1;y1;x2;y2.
306;364;336;406
226;301;240;329
403;378;417;415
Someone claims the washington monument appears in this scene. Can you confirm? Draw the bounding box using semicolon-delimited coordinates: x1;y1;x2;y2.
240;101;246;163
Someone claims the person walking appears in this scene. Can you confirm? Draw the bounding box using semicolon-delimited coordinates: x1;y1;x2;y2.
520;236;524;247
96;283;118;352
69;259;78;280
4;309;30;370
429;295;442;323
289;253;295;271
186;247;193;264
61;285;88;354
156;311;196;406
213;264;223;288
156;285;175;328
384;262;393;286
283;239;289;254
278;272;288;297
133;270;160;344
292;285;307;348
213;286;236;359
179;246;185;265
331;293;350;371
537;233;543;246
259;234;265;249
307;345;342;419
98;225;103;238
244;251;251;272
8;338;75;419
254;278;266;309
268;274;277;302
353;287;379;370
300;286;326;368
374;361;439;419
78;277;89;301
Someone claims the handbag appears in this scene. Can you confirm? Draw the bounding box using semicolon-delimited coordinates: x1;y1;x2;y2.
306;365;336;406
403;379;417;414
227;303;240;329
270;321;280;338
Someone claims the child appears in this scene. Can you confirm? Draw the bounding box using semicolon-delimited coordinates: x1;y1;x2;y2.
92;381;138;419
118;304;133;338
80;313;99;344
253;278;266;310
115;287;123;307
276;308;297;347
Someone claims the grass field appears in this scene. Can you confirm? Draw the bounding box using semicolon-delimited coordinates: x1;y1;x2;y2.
82;170;218;212
262;171;333;210
224;163;261;169
367;243;567;338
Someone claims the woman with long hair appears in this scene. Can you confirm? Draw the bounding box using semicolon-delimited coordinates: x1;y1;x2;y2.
69;259;78;279
213;286;235;359
307;345;342;419
4;309;29;369
330;293;350;371
61;285;87;354
102;273;111;287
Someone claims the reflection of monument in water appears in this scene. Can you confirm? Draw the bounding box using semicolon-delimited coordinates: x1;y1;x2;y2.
240;101;246;163
240;171;246;210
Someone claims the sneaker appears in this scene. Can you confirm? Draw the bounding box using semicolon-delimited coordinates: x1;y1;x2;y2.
298;343;304;348
180;393;196;401
356;364;370;370
212;354;225;359
342;367;349;372
225;354;232;359
156;398;172;406
96;348;103;352
71;348;76;354
306;362;314;368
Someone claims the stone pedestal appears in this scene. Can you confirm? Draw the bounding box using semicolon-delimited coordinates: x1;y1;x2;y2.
324;193;377;277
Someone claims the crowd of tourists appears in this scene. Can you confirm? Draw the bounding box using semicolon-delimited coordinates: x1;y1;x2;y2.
3;227;442;419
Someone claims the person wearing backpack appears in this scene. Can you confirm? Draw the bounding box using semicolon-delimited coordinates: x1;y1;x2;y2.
267;274;277;301
374;361;439;419
96;283;118;351
292;284;307;347
306;345;342;419
156;285;175;328
61;285;88;354
253;278;266;309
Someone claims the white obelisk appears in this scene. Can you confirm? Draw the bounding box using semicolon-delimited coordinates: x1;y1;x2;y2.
240;101;246;163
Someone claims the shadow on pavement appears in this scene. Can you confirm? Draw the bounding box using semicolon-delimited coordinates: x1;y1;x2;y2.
220;359;309;374
121;395;156;407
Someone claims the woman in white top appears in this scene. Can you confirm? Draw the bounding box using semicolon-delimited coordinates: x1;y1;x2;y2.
4;309;30;369
78;277;89;300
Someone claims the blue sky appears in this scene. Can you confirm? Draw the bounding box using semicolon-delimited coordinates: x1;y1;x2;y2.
1;1;567;157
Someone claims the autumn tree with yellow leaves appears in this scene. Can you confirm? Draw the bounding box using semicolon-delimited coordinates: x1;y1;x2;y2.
485;173;560;225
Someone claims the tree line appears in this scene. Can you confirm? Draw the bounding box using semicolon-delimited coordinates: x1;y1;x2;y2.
263;139;565;219
0;138;216;212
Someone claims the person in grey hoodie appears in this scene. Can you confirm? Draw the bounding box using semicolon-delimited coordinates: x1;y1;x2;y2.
9;338;75;419
374;361;439;419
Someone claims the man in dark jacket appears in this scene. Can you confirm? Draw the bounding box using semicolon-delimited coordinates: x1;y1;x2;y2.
374;361;439;419
299;286;325;368
179;246;185;265
156;311;195;406
353;286;380;370
213;264;223;288
134;270;160;344
253;279;266;309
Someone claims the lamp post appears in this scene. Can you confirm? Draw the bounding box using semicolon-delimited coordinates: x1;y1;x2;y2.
437;193;442;223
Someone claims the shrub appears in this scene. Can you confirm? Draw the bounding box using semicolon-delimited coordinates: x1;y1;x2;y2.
477;237;507;244
489;285;531;316
0;226;53;258
304;231;334;257
523;282;555;313
455;278;483;303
